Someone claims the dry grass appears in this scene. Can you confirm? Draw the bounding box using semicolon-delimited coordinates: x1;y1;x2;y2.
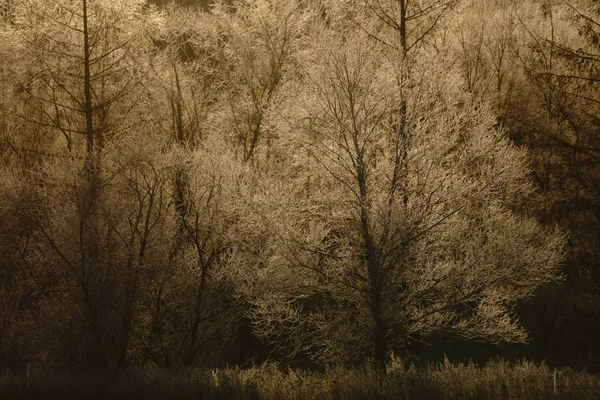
1;358;599;399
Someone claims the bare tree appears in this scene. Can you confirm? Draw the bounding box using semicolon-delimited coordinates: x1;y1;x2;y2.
136;8;242;367
9;0;149;158
220;0;311;164
337;0;459;55
0;0;161;367
243;36;565;372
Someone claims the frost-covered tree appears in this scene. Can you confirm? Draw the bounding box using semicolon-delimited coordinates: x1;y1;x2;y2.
498;0;600;362
218;0;312;164
133;6;245;367
4;0;153;157
241;35;566;371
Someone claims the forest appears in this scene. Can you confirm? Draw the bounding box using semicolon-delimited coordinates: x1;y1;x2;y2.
0;0;599;398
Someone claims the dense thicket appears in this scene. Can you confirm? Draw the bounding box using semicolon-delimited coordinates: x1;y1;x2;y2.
0;0;596;371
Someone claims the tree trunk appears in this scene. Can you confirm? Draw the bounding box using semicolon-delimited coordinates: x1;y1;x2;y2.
184;262;209;366
83;0;94;156
361;211;387;373
356;154;387;373
399;0;407;56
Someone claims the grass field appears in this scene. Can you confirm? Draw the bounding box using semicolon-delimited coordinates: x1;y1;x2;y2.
1;358;599;399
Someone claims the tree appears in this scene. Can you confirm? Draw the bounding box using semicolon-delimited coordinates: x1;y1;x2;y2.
135;6;244;367
219;0;311;164
0;0;165;367
0;0;245;369
241;35;565;371
497;0;600;364
335;0;459;56
7;0;150;158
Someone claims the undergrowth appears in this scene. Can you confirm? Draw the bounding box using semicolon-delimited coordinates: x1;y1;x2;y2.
1;358;598;399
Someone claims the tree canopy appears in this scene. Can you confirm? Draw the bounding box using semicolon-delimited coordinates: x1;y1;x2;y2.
3;0;598;371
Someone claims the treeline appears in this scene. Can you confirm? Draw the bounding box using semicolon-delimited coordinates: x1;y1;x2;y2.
0;0;597;371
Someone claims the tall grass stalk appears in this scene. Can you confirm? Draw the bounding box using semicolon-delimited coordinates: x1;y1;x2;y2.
1;359;598;399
